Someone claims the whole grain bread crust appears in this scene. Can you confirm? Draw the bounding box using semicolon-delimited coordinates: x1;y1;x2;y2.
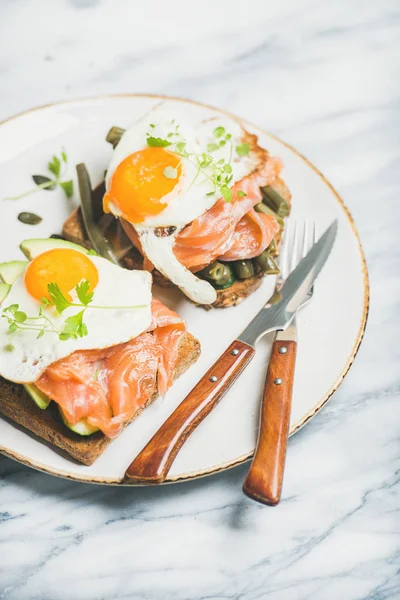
0;332;200;465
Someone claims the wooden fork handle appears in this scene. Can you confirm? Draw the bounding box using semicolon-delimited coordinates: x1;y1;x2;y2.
124;340;255;484
243;339;297;505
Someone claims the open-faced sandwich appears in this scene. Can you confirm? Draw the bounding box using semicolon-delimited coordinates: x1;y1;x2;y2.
0;238;200;464
63;104;291;308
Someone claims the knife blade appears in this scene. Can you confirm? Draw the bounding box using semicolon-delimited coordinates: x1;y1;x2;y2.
238;219;337;346
124;220;338;484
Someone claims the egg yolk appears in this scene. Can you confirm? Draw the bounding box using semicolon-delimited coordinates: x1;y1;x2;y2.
103;147;182;223
25;249;99;303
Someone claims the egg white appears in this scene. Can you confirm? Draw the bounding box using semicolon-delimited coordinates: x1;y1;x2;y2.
106;104;264;304
0;257;152;383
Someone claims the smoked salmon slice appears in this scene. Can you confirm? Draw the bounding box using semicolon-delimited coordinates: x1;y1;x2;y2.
218;209;280;261
173;157;282;271
35;299;186;438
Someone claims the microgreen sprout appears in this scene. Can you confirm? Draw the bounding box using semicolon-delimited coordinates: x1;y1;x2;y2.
146;123;250;201
2;280;147;342
4;150;74;201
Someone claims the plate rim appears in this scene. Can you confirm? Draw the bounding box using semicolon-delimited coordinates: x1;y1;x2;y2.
0;93;370;485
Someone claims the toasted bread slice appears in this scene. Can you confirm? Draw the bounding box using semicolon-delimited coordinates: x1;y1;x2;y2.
0;332;200;465
62;176;291;308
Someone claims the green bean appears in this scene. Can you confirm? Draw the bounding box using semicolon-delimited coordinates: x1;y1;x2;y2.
232;260;255;280
254;202;284;229
105;126;126;148
76;163;120;264
261;186;290;217
214;270;236;289
198;261;234;287
253;251;280;275
267;238;277;256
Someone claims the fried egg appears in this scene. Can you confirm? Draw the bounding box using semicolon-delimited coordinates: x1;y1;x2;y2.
0;248;152;383
104;105;263;304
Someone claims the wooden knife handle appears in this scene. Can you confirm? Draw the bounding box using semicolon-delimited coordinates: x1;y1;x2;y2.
124;340;255;484
243;339;297;505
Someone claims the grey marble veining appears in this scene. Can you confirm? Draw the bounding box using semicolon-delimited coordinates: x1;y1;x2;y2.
0;0;399;598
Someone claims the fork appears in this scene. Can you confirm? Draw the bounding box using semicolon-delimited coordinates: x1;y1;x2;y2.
243;221;317;506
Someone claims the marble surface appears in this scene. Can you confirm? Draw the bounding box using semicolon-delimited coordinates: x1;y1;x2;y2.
0;0;399;598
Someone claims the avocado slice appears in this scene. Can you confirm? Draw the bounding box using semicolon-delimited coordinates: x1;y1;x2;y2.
0;260;28;284
20;238;90;260
58;407;99;436
24;384;51;410
23;384;98;435
0;283;11;304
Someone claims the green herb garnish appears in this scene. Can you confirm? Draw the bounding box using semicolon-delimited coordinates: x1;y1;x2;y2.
4;150;74;201
235;143;250;157
2;280;147;341
147;137;171;148
147;124;249;201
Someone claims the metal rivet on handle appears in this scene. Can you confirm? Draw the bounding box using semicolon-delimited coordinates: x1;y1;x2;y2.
231;349;239;356
274;378;283;385
278;346;288;354
209;375;218;382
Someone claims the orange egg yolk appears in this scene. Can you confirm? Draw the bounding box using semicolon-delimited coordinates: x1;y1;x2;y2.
25;249;99;303
103;147;182;224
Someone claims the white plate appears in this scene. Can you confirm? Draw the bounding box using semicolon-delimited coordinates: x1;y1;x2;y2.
0;95;369;485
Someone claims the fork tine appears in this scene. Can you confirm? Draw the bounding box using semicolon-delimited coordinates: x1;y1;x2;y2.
279;220;318;281
313;221;317;245
290;222;299;273
279;221;291;280
302;221;310;257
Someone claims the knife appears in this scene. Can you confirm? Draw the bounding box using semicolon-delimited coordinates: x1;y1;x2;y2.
124;220;338;484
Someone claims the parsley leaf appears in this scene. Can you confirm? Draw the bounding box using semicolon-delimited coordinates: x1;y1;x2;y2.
87;249;98;256
237;190;247;197
76;280;94;306
61;310;87;340
147;136;171;148
48;283;71;314
61;150;68;163
60;180;74;198
48;155;61;177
